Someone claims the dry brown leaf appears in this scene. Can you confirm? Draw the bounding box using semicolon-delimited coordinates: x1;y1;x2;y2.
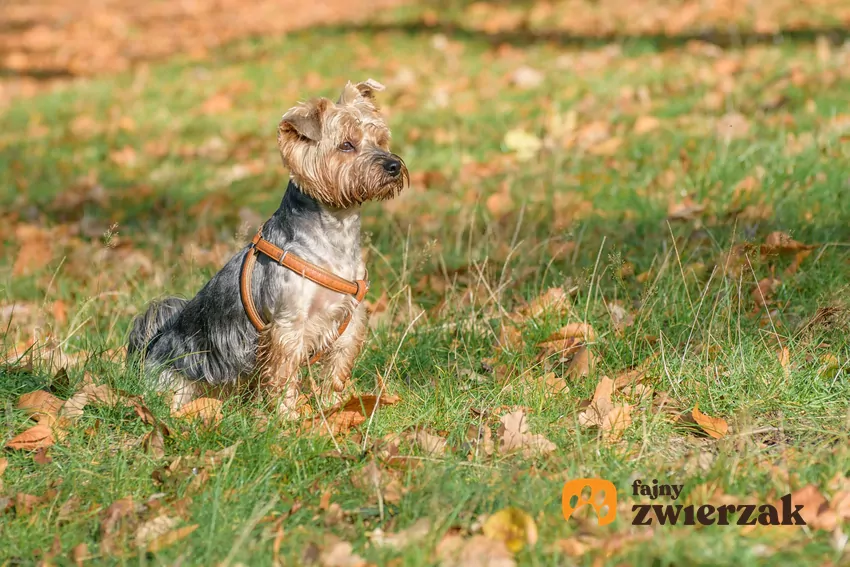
12;225;54;276
777;347;791;379
82;383;123;407
761;231;816;256
545;322;596;342
792;484;837;530
146;524;199;553
60;392;89;422
667;198;706;221
633;115;660;134
5;423;55;451
566;346;595;379
319;535;367;567
369;518;431;549
33;446;53;464
0;458;7;477
498;410;556;457
101;497;137;553
691;404;728;439
439;534;516;567
601;404;632;441
512;287;571;321
71;543;88;566
172;397;223;427
409;429;447;456
304;393;401;436
607;302;634;333
466;424;495;458
577;376;632;440
17;390;63;420
482;507;538;553
142;427;166;459
135;515;179;548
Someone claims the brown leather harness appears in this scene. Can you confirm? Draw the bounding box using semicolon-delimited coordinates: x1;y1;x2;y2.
239;228;369;364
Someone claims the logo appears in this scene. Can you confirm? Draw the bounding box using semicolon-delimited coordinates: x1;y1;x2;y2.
562;478;807;527
562;478;617;526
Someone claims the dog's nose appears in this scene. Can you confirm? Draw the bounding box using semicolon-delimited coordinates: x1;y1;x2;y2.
382;158;402;176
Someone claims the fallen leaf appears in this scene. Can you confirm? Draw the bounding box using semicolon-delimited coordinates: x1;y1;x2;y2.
409;428;447;456
135;515;179;548
601;404;632;441
200;93;233;115
510;66;544;89
71;543;88;566
0;458;8;476
304;393;401;436
172;397;223;427
17;390;63;421
545;322;596;342
60;392;89;422
577;376;632;440
760;231;816;255
633;115;660;134
146;524;199;553
512;287;572;321
777;347;791;379
370;518;431;549
82;383;123;407
142;427;166;459
667;198;706;221
319;535;367;567
792;485;837;530
691;404;728;439
465;424;495;458
15;493;44;516
607;302;634;333
566;346;595;379
498;410;556;457
33;446;53;464
482;507;538;553
503;129;542;161
439;534;516;567
5;423;55;451
101;497;136;553
12;225;54;276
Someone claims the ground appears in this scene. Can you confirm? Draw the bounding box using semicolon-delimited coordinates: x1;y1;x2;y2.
1;1;850;565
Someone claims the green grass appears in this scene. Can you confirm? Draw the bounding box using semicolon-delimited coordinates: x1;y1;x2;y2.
1;4;850;565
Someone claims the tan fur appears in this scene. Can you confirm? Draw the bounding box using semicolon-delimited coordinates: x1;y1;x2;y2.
278;80;408;209
255;80;407;418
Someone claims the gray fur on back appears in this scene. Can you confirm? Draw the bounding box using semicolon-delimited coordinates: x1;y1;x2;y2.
127;180;363;386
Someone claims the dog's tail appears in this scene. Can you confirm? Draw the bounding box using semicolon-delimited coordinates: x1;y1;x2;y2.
127;297;188;357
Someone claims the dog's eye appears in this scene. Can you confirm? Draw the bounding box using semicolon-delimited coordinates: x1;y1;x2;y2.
338;141;355;152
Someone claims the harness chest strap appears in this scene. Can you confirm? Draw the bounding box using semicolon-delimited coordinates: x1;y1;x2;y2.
239;229;369;364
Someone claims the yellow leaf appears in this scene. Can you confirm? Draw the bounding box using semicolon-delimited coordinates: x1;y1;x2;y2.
482;507;538;553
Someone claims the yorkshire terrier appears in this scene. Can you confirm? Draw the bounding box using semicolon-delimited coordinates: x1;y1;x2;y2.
128;79;408;417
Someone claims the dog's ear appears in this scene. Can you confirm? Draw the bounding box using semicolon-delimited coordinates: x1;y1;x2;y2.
337;79;385;105
279;98;328;143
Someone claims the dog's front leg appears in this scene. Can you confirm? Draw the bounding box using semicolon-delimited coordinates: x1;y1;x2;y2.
317;304;368;406
256;310;310;420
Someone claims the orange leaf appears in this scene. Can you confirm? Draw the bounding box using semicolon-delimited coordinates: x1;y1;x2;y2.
691;404;728;439
6;423;55;451
304;394;401;436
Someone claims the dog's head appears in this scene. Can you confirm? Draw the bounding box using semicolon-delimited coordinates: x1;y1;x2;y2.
277;79;408;208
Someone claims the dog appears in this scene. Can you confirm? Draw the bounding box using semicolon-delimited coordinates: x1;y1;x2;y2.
128;79;408;417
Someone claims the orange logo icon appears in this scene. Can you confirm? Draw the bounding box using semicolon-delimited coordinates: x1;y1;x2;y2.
562;478;617;526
